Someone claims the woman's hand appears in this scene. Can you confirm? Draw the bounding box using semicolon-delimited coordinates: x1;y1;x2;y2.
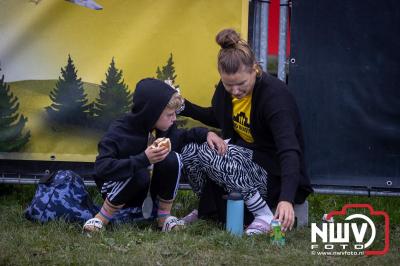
207;132;227;155
273;201;295;231
145;145;169;164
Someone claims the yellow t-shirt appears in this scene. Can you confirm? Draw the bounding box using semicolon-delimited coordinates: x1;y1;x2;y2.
232;94;254;143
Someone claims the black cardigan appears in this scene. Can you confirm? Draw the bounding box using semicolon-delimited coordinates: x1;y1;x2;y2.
181;72;312;206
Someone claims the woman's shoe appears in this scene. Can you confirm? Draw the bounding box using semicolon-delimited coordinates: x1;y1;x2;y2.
245;218;271;236
181;209;198;225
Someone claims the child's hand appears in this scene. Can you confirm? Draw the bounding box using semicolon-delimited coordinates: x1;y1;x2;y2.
207;132;227;155
145;145;169;164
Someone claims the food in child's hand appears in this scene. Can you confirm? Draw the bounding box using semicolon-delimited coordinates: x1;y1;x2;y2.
151;137;171;152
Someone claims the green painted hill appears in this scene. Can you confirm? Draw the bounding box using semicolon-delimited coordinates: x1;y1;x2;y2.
5;79;211;161
6;80;103;161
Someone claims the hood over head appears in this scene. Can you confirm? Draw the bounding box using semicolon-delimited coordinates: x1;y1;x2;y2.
130;78;177;132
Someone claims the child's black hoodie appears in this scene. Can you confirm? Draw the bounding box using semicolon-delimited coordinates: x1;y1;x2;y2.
94;78;208;182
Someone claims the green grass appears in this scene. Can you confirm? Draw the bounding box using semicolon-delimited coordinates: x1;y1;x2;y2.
0;185;399;265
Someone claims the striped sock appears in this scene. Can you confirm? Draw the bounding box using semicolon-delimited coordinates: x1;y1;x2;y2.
94;198;124;225
157;197;174;227
245;192;273;224
157;210;170;218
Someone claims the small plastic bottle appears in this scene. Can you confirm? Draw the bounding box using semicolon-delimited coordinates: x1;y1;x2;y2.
226;191;244;236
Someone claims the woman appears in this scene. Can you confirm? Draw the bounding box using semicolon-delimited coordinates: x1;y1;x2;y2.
180;28;312;235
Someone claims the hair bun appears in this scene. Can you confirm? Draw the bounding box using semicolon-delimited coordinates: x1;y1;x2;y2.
216;28;241;49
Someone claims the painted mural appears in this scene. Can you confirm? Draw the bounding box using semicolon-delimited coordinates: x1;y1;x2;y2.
0;0;248;161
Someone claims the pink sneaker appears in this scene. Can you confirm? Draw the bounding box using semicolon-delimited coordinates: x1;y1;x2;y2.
245;218;271;236
181;209;198;225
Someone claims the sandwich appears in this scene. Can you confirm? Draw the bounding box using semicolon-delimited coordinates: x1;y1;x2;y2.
151;137;171;152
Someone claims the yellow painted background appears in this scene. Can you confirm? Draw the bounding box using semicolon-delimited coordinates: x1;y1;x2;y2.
0;0;247;161
1;0;247;105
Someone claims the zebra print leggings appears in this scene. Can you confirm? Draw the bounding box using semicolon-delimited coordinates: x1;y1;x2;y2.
179;142;268;201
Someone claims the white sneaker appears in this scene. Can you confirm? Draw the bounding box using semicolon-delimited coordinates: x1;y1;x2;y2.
83;218;104;232
162;216;185;232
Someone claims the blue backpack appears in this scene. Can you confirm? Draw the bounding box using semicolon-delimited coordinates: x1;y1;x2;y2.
24;170;147;223
24;170;99;223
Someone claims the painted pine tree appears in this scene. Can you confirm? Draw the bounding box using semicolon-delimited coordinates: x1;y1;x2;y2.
0;69;30;151
92;58;131;129
156;53;178;87
45;55;90;125
156;53;186;127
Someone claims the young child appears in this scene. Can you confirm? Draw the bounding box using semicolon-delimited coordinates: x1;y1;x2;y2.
83;78;220;232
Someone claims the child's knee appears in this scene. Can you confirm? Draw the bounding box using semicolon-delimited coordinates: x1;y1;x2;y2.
156;152;179;172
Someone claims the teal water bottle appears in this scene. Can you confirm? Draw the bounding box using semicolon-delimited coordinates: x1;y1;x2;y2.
226;191;244;236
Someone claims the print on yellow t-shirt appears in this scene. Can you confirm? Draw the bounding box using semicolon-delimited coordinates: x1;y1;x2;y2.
232;94;254;143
